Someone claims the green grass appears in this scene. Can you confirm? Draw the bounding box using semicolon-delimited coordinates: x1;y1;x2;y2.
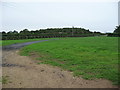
19;37;119;85
0;76;9;84
1;38;54;46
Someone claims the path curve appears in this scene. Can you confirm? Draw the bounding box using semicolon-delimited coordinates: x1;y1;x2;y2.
2;39;56;50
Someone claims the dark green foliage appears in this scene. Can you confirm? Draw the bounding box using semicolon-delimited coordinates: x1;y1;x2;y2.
107;25;120;37
1;27;103;40
114;25;120;34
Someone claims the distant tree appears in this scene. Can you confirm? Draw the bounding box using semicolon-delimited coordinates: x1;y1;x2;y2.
20;29;29;34
2;31;6;34
107;25;120;37
13;30;18;34
2;27;102;40
7;31;13;34
114;25;120;34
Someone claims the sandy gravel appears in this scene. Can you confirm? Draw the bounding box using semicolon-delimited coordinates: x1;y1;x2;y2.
2;50;118;88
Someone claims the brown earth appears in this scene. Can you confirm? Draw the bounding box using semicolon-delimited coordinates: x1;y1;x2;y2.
2;50;118;88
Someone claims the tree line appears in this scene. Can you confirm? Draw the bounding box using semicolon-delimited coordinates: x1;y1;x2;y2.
107;25;120;37
1;27;103;40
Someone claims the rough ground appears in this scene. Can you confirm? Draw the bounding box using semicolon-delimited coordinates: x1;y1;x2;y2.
2;50;118;88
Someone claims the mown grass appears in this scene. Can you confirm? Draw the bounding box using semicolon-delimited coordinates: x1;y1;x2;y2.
20;37;119;85
1;38;54;46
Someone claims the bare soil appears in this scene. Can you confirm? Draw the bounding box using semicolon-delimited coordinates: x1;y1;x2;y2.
2;50;118;88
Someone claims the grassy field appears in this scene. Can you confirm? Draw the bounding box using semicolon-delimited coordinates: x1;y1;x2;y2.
19;37;118;85
21;37;118;84
1;38;55;46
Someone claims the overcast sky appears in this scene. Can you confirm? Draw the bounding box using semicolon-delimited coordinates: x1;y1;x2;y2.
0;0;119;33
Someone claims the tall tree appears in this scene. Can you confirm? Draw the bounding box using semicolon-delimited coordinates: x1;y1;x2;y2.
114;25;120;34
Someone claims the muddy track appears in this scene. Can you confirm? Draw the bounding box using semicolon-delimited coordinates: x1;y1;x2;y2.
2;40;118;88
